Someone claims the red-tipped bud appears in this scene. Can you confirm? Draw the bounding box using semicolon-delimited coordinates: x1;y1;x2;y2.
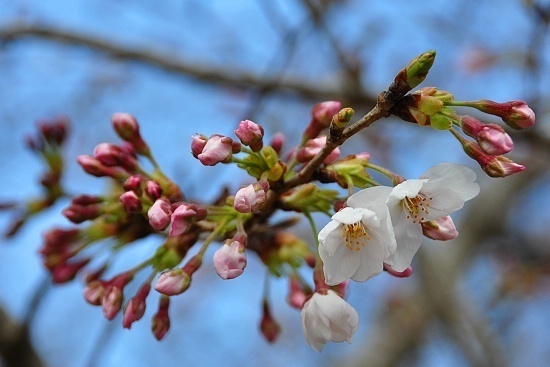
269;132;285;154
101;272;134;320
235;120;264;152
233;181;269;213
154;268;191;296
119;191;143;213
468;100;535;130
191;134;208;158
145;180;163;200
123;283;151;329
303;101;342;140
151;296;170;341
123;175;144;194
77;155;128;179
52;258;90;283
148;198;172;231
111;113;150;155
62;204;102;223
195;134;234;166
461;140;525;177
287;276;310;309
213;236;247;280
84;280;106;306
260;300;281;344
169;203;199;236
71;195;103;206
422;216;459;241
93;143;139;171
460;116;513;155
296;136;340;165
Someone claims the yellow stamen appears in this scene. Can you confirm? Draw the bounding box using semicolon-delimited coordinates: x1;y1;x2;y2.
341;222;371;251
403;193;432;223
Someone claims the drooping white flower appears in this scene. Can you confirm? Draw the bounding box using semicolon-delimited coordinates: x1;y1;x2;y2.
300;290;359;352
355;163;479;272
318;193;396;285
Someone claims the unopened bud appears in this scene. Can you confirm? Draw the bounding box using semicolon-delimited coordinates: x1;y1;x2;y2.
154;268;191;296
148;198;172;231
260;300;281;344
119;191;143;213
235;120;264;152
213;237;247;280
463;100;535;130
123;283;151;329
195;134;233;166
269;132;285;154
62;204;102;223
169;203;199;236
422;216;459;241
77;155;128;180
461;115;513;155
233;181;269;213
461;139;525;177
152;296;170;341
304;101;343;140
111;113;150;155
296;136;340;165
145;180;163;200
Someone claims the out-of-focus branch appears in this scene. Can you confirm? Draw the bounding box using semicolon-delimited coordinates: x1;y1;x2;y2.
0;23;376;105
0;307;45;367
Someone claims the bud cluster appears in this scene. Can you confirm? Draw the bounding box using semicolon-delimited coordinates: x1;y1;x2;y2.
5;50;537;350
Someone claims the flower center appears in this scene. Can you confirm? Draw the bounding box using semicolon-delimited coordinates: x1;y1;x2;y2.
341;222;371;251
402;193;432;223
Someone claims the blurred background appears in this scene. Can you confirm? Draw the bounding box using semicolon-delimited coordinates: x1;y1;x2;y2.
1;0;550;366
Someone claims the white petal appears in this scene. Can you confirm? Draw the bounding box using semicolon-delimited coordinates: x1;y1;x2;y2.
350;237;385;282
332;207;374;225
419;185;466;221
319;242;360;285
390;179;427;201
347;186;393;208
318;220;342;256
421;163;479;201
386;205;424;272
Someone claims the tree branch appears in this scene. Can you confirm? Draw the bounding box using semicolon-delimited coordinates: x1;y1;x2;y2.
0;23;377;105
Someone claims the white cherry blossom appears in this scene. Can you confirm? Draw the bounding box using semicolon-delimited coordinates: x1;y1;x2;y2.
318;192;396;285
353;163;479;272
300;290;359;352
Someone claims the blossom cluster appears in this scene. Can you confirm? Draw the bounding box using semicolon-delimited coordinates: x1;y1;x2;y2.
3;50;536;351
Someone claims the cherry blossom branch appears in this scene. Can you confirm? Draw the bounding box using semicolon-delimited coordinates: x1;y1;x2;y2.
0;23;377;104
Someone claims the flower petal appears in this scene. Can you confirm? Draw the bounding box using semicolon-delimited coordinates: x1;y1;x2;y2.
332;207;373;225
385;205;423;272
421;163;480;201
318;220;343;256
319;241;360;285
420;186;465;221
347;186;393;208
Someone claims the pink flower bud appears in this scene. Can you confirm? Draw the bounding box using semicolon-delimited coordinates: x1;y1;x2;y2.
169;204;199;236
383;263;413;278
422;216;459;241
287;276;309;309
123;175;144;194
304;101;342;140
260;300;280;344
154;268;191;296
235;120;264;151
72;194;103;206
40;117;69;146
77;155;128;179
470;100;535;130
461;140;525;177
62;204;102;223
123;283;151;329
111;113;150;155
93;143;139;171
148;198;172;231
84;281;105;306
52;258;90;283
152;296;170;341
461;116;513;155
296;136;340;164
233;181;269;213
191;134;208;158
213;238;247;280
119;191;143;213
269;132;285;154
145;180;163;200
101;272;134;320
196;134;233;166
